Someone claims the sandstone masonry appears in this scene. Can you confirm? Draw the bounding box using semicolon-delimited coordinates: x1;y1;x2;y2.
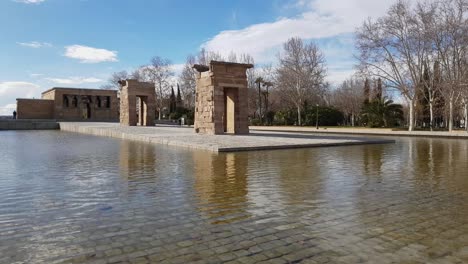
17;88;118;121
119;79;156;126
193;61;253;135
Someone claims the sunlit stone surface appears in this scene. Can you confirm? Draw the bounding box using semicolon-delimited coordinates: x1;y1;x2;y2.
59;122;394;152
1;131;468;263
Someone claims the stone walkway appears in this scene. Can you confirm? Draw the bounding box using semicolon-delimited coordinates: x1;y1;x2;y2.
250;126;468;138
59;123;393;152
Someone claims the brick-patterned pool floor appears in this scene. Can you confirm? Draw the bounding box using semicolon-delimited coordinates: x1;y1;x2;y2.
1;131;468;264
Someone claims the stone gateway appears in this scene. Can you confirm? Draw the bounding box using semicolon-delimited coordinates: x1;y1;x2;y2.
193;61;253;135
119;79;156;126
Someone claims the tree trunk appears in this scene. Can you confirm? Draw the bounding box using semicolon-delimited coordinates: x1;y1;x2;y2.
158;83;163;120
351;113;355;127
464;102;467;132
429;101;434;131
408;100;414;131
297;106;302;126
449;98;454;132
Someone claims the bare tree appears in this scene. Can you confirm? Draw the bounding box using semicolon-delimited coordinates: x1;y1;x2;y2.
275;37;327;126
332;77;366;126
178;55;197;109
421;60;445;131
236;54;259;118
259;64;275;117
129;69;144;82
227;51;238;63
197;48;223;65
141;56;174;120
101;69;146;90
429;0;468;131
356;1;431;131
101;71;129;90
463;59;468;132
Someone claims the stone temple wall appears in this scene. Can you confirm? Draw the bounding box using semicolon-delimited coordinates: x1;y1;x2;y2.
16;87;119;121
16;99;55;119
44;88;118;121
194;61;252;135
194;72;216;134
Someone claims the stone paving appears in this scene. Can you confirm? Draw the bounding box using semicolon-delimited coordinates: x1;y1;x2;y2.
250;126;468;138
59;122;393;152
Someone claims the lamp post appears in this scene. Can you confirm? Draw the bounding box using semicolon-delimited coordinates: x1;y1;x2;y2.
316;104;319;129
258;81;262;123
263;81;273;125
255;77;264;124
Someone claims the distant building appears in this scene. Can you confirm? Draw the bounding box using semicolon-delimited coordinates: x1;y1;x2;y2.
16;87;118;121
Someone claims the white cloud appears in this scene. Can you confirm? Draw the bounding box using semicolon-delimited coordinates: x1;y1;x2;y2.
0;82;42;115
17;41;52;48
14;0;45;4
170;64;184;75
202;0;399;83
45;77;103;85
0;82;41;98
0;104;17;116
30;73;44;77
64;45;118;63
132;64;183;87
203;0;392;61
327;69;357;86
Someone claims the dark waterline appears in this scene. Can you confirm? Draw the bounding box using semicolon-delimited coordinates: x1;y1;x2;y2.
1;131;468;263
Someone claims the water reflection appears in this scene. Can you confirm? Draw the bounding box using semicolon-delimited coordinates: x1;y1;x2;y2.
119;140;156;179
2;131;468;263
363;143;384;175
409;138;468;192
192;152;250;224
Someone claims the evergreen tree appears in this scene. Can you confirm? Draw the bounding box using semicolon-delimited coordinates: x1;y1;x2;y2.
169;86;176;113
361;98;403;128
176;83;182;107
416;64;431;127
363;78;371;104
375;78;382;100
432;61;445;127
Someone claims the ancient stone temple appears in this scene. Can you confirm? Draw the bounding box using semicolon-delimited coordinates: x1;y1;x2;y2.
193;61;253;135
119;79;156;126
16;88;118;121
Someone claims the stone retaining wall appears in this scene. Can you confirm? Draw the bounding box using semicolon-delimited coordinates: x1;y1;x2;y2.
0;120;59;130
251;126;468;139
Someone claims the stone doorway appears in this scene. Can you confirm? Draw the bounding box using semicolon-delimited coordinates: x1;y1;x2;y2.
193;61;252;135
86;103;91;119
224;88;238;134
81;96;92;120
136;96;150;126
119;80;156;126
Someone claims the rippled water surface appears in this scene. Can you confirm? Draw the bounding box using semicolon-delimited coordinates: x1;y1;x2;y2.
1;131;468;263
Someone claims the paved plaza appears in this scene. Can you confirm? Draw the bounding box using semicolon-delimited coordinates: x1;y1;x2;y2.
251;126;468;139
59;123;393;152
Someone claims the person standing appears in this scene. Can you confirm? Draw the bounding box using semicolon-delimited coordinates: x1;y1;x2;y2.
12;110;17;119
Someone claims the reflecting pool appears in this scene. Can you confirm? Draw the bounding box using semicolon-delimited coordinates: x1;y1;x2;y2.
1;131;468;263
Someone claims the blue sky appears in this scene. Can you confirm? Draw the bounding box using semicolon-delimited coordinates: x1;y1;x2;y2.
0;0;397;114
